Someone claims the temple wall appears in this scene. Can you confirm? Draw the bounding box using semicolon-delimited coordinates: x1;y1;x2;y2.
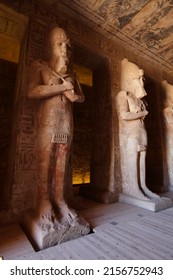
0;0;170;225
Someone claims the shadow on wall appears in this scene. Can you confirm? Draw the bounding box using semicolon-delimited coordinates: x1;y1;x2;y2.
144;77;164;193
0;59;17;209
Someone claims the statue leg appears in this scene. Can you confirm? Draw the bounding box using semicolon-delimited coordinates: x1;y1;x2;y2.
123;144;149;200
139;151;160;199
36;130;54;217
52;143;77;222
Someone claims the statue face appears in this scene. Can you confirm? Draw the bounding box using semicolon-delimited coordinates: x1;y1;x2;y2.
49;28;71;60
51;38;71;59
133;76;147;99
163;81;173;104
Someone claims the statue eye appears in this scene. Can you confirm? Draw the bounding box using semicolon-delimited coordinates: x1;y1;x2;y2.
139;76;145;84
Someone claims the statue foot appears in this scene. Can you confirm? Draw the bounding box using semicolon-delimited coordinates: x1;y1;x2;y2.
124;188;150;201
133;192;150;201
141;185;160;199
34;198;53;221
55;202;78;223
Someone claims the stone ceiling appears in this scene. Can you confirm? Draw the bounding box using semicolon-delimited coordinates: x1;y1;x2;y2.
40;1;173;75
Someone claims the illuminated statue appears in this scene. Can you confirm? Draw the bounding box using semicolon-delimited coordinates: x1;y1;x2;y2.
116;58;159;200
28;27;85;222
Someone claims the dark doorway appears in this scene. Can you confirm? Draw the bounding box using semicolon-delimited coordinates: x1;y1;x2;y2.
72;43;112;195
0;59;17;207
73;65;93;185
144;76;164;193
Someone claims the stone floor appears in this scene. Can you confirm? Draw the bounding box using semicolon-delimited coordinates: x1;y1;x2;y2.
0;197;173;260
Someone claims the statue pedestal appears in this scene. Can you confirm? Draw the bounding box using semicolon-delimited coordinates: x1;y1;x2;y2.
119;194;173;212
23;210;91;251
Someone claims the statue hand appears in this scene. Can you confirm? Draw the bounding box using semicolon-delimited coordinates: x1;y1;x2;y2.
49;77;74;89
141;110;148;120
63;90;80;102
62;78;74;91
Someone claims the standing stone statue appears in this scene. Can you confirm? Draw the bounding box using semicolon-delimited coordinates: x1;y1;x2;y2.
26;26;90;249
116;58;159;201
162;80;173;192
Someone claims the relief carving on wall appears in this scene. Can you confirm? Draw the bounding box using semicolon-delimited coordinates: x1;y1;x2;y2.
50;0;173;77
0;4;27;42
1;0;120;221
16;20;46;174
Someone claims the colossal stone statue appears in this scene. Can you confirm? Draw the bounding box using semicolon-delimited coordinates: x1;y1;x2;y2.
26;26;90;249
162;80;173;192
116;58;159;201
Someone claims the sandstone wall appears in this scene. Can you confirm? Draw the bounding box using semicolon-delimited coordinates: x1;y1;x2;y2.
0;0;170;224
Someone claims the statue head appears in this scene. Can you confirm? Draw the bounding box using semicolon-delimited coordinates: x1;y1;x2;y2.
47;26;71;60
121;58;147;99
162;80;173;105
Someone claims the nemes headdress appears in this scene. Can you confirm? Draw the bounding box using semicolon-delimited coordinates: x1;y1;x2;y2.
162;80;173;102
49;27;70;47
121;58;144;92
45;26;71;60
162;80;173;95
